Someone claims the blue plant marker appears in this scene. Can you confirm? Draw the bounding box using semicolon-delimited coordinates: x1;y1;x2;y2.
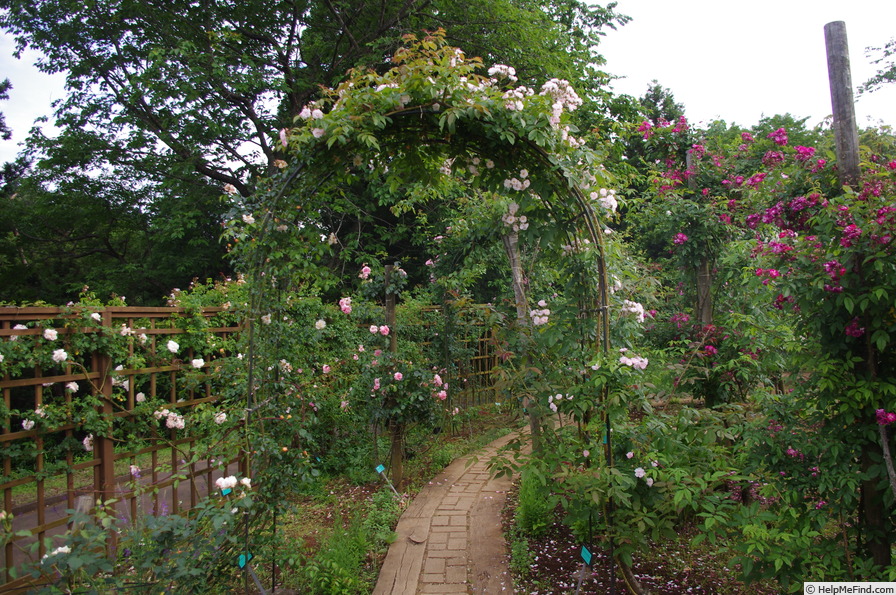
602;434;607;444
375;463;401;498
238;552;253;568
580;546;592;566
221;488;232;496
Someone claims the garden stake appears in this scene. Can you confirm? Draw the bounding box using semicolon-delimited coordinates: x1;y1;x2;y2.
376;464;402;498
272;507;277;593
241;557;268;595
575;544;593;595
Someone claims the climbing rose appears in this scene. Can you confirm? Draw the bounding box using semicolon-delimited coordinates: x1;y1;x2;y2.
216;476;238;491
315;319;326;330
379;325;390;336
191;358;205;369
673;233;688;245
166;412;185;429
634;467;646;478
844;317;865;338
619;355;649;370
167;340;179;353
794;145;816;161
876;409;896;425
51;349;68;363
767;127;788;146
43;328;58;341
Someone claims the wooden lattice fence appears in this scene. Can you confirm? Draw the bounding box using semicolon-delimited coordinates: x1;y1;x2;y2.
0;303;498;591
0;306;244;591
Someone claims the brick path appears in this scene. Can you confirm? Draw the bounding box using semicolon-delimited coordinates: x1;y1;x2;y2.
373;430;524;594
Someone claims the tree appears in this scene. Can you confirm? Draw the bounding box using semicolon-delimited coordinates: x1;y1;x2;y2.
639;80;685;125
0;78;12;141
0;161;228;305
860;37;896;95
0;0;629;304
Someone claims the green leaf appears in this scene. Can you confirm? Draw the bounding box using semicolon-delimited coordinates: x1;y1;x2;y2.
843;295;855;314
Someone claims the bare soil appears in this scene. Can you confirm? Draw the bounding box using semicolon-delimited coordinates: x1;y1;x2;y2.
501;482;781;594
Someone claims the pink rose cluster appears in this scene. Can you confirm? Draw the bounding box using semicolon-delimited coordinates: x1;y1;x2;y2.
876;409;896;426
432;373;448;400
767;127;788;146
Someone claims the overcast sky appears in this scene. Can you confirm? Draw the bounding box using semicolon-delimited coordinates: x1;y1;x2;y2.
0;1;895;163
599;0;896;129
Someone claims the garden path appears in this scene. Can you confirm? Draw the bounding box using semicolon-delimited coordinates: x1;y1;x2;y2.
373;428;528;594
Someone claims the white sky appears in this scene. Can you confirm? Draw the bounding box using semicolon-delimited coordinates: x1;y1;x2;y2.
0;2;894;164
599;0;896;129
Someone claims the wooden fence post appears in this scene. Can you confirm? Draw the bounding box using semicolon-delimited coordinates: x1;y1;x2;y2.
825;20;893;569
94;309;116;508
824;21;861;189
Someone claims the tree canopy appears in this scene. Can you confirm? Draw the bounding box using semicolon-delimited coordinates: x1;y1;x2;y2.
860;37;896;95
0;0;629;304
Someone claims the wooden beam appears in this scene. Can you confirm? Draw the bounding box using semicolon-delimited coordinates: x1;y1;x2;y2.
824;21;861;189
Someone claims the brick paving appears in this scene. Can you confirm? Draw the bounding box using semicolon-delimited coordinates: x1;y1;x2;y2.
372;430;524;594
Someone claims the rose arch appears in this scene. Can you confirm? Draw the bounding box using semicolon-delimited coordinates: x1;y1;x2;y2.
226;30;638;591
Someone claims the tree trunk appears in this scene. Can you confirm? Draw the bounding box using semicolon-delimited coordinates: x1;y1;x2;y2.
502;232;542;452
861;447;892;568
389;421;405;489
